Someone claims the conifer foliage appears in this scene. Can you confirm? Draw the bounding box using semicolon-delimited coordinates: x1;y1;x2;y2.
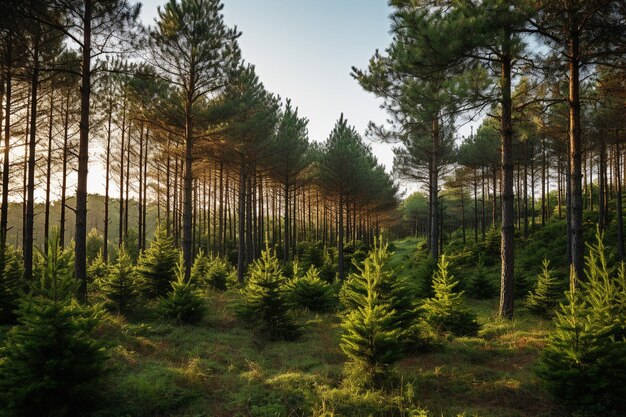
340;240;403;387
136;226;179;298
526;259;562;316
537;231;626;413
421;255;479;337
287;265;336;312
0;231;107;417
99;244;137;314
341;239;422;351
241;247;298;340
0;245;24;323
160;255;206;325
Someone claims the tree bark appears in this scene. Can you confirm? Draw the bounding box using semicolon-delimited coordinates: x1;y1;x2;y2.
75;0;92;302
499;50;514;319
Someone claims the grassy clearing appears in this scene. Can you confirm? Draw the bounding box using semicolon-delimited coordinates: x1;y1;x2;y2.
86;246;565;417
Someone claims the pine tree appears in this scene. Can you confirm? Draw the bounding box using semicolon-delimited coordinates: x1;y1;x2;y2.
340;241;403;387
99;244;137;314
527;259;562;316
287;265;336;312
0;245;24;323
160;254;205;325
241;247;298;340
537;230;626;412
466;259;497;299
136;226;179;298
421;255;479;337
341;239;422;351
0;229;106;417
87;250;108;284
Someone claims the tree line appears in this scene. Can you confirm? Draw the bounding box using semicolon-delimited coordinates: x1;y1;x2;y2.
0;0;399;301
354;0;625;317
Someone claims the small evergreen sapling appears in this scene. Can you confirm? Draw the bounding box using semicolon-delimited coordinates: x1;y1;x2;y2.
537;230;626;413
421;255;479;337
0;230;107;417
466;259;497;299
340;240;403;387
287;265;336;312
0;245;24;323
242;247;298;340
341;239;423;351
160;255;206;325
87;250;109;284
99;244;137;314
136;225;179;298
526;259;562;316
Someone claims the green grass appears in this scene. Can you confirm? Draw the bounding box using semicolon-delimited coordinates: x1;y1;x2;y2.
86;273;564;416
0;238;565;416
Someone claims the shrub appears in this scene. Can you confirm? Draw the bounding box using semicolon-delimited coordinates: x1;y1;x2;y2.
241;247;298;340
191;251;230;291
287;266;336;312
136;226;179;298
526;259;562;316
421;255;480;337
159;256;205;325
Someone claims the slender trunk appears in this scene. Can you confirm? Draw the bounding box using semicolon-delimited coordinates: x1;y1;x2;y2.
338;189;345;280
103;97;112;261
118;98;126;246
499;50;514;319
182;101;194;280
75;0;93;302
24;32;40;282
616;139;624;259
430;117;440;259
44;83;54;250
1;39;12;251
237;158;246;283
568;24;584;287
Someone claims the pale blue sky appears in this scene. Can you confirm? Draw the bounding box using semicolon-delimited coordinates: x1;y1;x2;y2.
141;0;396;168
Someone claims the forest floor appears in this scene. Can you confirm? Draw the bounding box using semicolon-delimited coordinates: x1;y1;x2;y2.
1;239;566;417
90;239;565;417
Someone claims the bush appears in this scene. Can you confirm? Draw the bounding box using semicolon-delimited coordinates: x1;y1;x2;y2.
136;226;179;298
0;231;107;417
241;247;298;340
0;245;24;323
287;266;336;312
159;256;205;325
99;244;137;314
537;229;626;413
526;259;562;316
421;255;480;337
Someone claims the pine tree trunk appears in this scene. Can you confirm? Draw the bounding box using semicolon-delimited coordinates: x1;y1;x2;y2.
568;25;584;287
1;40;12;252
103;97;112;260
24;32;40;282
499;51;514;319
182;99;194;280
430;117;440;259
616;139;624;259
44;84;54;250
75;0;92;302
